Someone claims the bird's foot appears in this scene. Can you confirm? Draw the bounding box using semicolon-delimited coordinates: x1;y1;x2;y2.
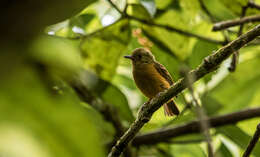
156;91;165;98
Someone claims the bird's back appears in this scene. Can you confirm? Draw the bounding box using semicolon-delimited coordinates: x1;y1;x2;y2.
133;63;170;98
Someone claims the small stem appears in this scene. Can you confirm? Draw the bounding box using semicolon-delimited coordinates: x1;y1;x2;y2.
248;0;260;10
242;123;260;157
213;14;260;31
107;0;123;15
228;4;249;72
181;66;214;157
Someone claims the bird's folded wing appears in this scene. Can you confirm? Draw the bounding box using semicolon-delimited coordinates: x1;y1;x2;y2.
154;61;174;85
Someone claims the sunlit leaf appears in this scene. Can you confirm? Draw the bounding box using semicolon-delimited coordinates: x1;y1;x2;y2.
29;35;82;79
218;126;260;156
208;56;260;113
202;0;236;21
81;19;131;80
127;4;152;19
79;70;134;122
215;143;233;157
0;62;104;157
140;0;157;17
170;143;206;157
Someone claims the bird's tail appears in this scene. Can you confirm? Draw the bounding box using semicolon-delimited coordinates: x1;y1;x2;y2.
163;99;179;116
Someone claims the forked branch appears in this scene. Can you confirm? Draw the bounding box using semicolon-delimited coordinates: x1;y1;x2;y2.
108;24;260;157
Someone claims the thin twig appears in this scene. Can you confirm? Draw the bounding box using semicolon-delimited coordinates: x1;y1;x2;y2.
108;24;260;157
180;66;214;157
165;138;206;144
133;107;260;146
127;15;225;45
229;3;249;72
213;14;260;31
238;6;249;36
106;0;123;14
198;0;230;44
198;0;217;22
248;0;260;10
242;123;260;157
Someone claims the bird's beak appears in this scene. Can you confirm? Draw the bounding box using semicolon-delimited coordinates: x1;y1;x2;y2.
124;55;134;60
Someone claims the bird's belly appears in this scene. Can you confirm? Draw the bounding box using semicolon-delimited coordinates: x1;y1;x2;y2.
133;68;170;98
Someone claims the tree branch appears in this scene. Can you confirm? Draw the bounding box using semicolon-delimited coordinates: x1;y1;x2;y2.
133;107;260;146
127;15;225;45
229;3;249;72
213;14;260;31
164;138;206;145
242;123;260;157
248;0;260;10
108;24;260;157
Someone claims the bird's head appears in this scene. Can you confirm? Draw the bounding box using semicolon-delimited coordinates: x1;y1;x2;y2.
124;48;155;65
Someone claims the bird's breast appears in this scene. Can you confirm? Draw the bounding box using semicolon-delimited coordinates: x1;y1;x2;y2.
133;63;170;98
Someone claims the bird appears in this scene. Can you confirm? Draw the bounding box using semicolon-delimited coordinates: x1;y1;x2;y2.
124;48;179;116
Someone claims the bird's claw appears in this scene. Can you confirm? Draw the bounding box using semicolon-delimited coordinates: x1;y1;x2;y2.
156;91;164;97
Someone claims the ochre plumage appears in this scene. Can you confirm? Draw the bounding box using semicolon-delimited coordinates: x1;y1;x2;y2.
124;48;179;116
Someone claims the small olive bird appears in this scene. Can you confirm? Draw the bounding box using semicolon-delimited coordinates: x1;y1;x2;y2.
124;48;179;116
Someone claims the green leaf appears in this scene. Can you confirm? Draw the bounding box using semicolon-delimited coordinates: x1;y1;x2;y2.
188;40;218;68
206;54;260;113
81;105;115;144
49;13;96;38
29;35;82;79
112;74;136;90
154;0;174;9
80;70;134;122
218;126;260;156
201;95;223;116
127;4;152;19
70;13;96;30
0;63;104;157
202;0;237;21
81;19;131;80
188;40;218;83
140;0;157;17
170;143;206;157
142;25;195;60
215;143;233;157
218;0;247;16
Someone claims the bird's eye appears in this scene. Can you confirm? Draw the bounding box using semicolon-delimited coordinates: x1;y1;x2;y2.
137;54;142;59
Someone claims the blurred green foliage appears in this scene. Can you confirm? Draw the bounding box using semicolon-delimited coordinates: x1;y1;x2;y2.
1;0;260;156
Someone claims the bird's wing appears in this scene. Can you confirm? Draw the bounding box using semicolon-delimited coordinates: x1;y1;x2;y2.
154;61;174;85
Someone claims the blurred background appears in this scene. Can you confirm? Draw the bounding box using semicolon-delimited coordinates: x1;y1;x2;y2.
1;0;260;156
